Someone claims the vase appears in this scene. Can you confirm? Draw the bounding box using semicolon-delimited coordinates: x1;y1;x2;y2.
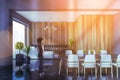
25;56;30;64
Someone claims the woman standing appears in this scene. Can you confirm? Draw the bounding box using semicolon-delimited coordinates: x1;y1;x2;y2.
37;37;44;76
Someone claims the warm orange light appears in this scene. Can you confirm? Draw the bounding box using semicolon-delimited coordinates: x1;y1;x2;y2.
68;0;75;9
77;0;115;9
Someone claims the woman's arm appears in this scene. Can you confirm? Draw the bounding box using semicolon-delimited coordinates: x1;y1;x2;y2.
42;43;44;52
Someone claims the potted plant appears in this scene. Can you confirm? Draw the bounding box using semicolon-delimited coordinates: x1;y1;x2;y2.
98;50;101;54
90;50;94;54
83;50;86;54
68;39;74;50
25;46;31;64
15;42;24;63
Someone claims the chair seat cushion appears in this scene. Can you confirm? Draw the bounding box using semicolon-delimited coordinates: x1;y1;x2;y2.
97;63;112;68
67;63;79;67
82;63;96;68
113;63;120;67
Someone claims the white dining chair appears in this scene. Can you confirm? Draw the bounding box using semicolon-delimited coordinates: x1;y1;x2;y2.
82;55;97;77
43;51;54;71
65;50;73;56
100;50;107;55
29;46;38;59
77;50;84;57
98;54;113;77
43;51;54;59
113;55;120;78
66;54;79;76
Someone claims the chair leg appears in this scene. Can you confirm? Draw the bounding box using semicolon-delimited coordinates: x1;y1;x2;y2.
78;67;79;76
111;66;113;78
95;68;97;78
105;68;107;75
100;67;102;77
84;67;85;77
116;67;118;78
67;68;68;76
58;59;62;75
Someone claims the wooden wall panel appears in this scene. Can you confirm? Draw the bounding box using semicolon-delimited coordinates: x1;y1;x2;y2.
31;15;114;53
32;22;73;45
75;15;114;53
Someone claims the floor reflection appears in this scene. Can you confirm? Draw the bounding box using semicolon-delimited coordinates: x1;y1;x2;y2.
12;59;120;80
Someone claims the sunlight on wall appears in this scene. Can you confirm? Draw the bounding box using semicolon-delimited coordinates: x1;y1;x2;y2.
75;15;114;53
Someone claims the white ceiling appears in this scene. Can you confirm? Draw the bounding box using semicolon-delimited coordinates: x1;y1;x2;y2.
16;11;120;22
16;0;120;22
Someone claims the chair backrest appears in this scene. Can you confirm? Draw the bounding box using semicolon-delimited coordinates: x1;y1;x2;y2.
66;76;73;80
84;55;96;67
117;55;120;62
29;46;38;59
77;50;84;57
67;54;79;68
43;51;54;58
43;51;54;66
65;50;72;56
100;54;112;63
84;55;96;63
67;54;79;62
88;50;96;55
100;50;107;55
116;55;120;67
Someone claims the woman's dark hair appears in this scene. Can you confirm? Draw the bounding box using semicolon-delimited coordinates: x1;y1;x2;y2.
37;37;43;43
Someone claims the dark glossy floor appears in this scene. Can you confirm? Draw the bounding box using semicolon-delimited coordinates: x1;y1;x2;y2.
1;58;120;80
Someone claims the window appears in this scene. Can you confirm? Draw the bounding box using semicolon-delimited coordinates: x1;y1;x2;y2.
12;20;25;58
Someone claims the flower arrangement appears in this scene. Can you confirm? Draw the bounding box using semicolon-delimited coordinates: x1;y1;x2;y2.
24;46;31;64
25;46;30;56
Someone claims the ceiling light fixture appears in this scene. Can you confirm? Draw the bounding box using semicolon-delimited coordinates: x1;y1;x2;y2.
44;22;57;30
44;17;57;30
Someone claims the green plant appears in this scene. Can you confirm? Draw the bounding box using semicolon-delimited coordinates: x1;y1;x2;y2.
90;50;94;54
68;39;74;48
83;50;86;54
15;42;24;53
98;50;101;53
25;46;30;56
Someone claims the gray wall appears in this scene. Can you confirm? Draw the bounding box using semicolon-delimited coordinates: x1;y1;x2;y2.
0;0;12;66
